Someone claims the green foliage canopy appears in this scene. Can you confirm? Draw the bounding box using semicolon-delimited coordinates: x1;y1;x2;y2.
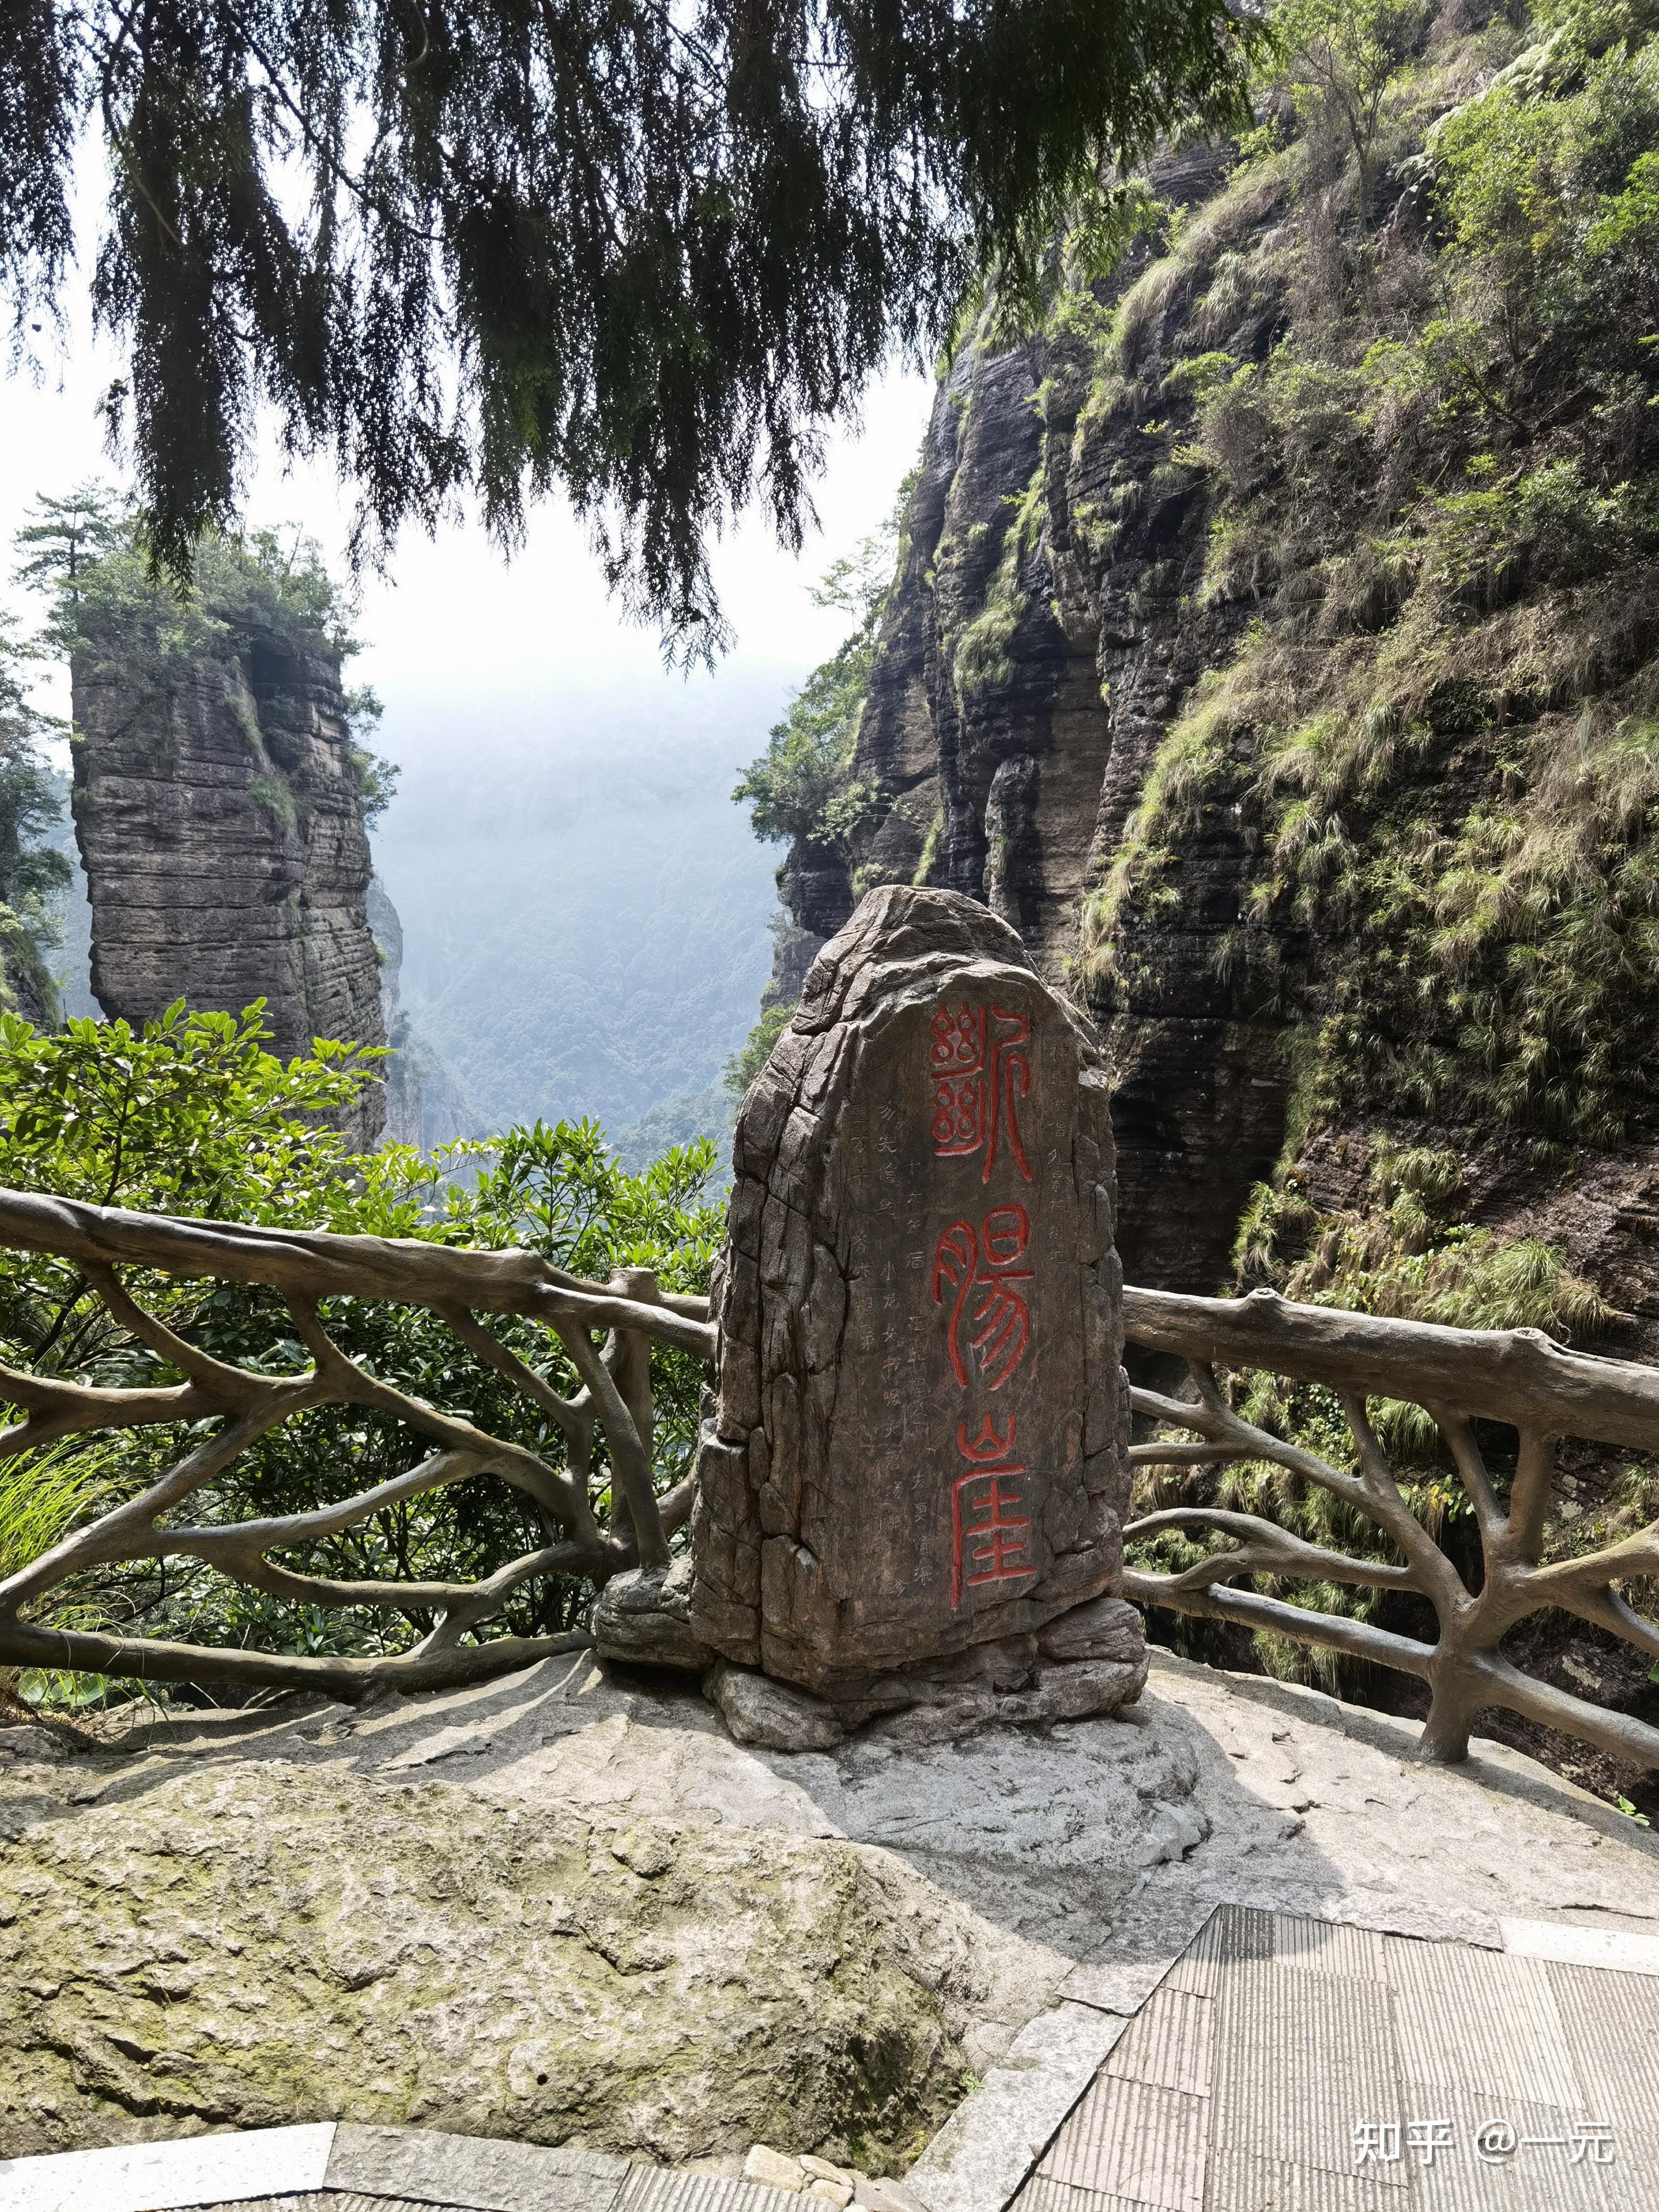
733;482;911;866
0;0;1255;645
0;614;70;1023
0;1003;721;1688
17;488;400;831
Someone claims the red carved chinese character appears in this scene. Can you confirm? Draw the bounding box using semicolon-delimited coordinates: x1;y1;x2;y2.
928;1000;1033;1182
932;1203;1034;1391
958;1411;1015;1460
950;1416;1034;1604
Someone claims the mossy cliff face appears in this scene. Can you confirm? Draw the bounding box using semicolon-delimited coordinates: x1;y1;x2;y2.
745;0;1659;1800
776;0;1659;1330
0;1759;972;2170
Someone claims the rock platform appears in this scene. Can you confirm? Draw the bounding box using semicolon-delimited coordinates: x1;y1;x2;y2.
3;1649;1656;2198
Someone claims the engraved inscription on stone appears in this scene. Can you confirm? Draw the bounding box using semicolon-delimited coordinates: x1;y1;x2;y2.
689;885;1129;1692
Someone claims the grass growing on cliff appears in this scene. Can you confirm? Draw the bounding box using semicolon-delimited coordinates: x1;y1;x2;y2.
1078;0;1659;1154
1233;1137;1614;1336
951;468;1047;703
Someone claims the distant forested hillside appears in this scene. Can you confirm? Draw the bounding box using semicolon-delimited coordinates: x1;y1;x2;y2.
370;684;781;1153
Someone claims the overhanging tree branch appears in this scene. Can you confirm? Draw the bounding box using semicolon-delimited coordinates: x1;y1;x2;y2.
1;0;1259;635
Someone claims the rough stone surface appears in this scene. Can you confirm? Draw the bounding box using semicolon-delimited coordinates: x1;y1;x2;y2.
0;1725;69;1764
746;2147;811;2189
0;1761;980;2169
706;1664;846;1753
72;639;387;1149
593;1562;714;1674
704;1637;1150;1756
9;1645;1656;2179
1032;1596;1143;1667
326;2122;629;2208
691;885;1134;1697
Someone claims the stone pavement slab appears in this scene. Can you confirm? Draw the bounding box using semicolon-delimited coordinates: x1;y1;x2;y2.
0;2123;336;2212
7;1646;1655;2188
326;2125;633;2209
0;2125;817;2212
902;2004;1132;2212
991;1904;1659;2212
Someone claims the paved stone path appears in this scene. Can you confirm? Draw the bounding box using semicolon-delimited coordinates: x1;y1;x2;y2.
6;1653;1658;2209
3;2124;817;2212
1010;1906;1659;2212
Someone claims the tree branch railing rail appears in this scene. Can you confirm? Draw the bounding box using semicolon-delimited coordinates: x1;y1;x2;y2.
4;1186;1657;1770
0;1190;714;1703
1121;1285;1659;1772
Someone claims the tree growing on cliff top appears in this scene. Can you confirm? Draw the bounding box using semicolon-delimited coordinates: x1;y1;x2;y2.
0;0;1255;650
17;497;400;827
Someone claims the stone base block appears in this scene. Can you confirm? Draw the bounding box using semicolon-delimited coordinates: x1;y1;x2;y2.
703;1598;1149;1754
706;1663;847;1752
591;1560;714;1674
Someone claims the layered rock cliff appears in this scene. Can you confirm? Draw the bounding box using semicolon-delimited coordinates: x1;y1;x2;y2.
840;134;1280;1299
765;0;1659;1336
746;0;1659;1801
69;539;389;1150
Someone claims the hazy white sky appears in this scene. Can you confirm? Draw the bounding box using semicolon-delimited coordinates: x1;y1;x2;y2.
0;288;935;759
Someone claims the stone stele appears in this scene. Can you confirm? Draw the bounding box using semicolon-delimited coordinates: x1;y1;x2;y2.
683;885;1144;1741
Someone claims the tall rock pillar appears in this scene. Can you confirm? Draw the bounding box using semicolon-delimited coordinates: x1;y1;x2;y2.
71;636;387;1150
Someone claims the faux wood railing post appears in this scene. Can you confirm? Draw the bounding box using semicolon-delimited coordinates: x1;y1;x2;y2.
0;1191;702;1698
1121;1287;1659;1776
606;1266;661;1559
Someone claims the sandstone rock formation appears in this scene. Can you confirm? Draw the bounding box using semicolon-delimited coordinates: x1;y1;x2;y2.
0;1754;986;2169
72;636;387;1150
741;42;1659;1796
684;885;1142;1738
756;146;1276;1301
367;876;480;1150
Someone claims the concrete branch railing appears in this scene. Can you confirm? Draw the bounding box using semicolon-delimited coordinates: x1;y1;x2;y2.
2;1186;1655;1771
0;1191;714;1702
1122;1285;1659;1772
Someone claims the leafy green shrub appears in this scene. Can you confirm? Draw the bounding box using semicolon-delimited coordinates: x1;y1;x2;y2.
0;615;72;1020
0;1005;721;1696
733;490;908;885
1269;0;1431;192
